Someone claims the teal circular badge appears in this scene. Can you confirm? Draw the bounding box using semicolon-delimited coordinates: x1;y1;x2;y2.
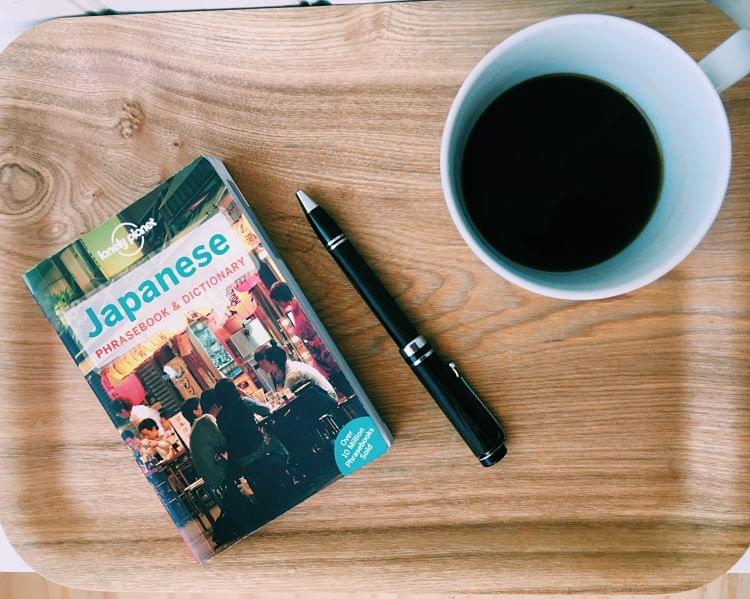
334;416;389;476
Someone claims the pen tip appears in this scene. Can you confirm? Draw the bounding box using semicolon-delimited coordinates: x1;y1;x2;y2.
295;189;318;214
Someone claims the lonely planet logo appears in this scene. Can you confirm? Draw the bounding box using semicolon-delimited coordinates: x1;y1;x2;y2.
97;218;157;261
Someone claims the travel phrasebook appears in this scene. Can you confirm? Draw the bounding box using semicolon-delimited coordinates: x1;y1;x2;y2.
23;156;392;562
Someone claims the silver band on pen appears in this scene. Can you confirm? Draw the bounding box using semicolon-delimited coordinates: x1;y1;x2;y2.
400;335;433;367
326;233;347;251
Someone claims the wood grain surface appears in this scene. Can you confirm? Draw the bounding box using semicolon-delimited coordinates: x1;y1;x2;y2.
0;0;749;594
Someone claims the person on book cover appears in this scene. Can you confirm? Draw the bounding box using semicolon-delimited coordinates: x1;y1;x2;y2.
213;381;300;498
199;388;222;419
269;282;354;398
214;379;286;513
138;418;177;462
180;396;227;490
113;399;166;432
180;395;258;540
254;340;337;402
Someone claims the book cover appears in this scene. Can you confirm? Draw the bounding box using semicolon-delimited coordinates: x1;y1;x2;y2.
22;156;392;563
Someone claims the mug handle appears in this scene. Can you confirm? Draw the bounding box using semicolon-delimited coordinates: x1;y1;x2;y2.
701;1;750;92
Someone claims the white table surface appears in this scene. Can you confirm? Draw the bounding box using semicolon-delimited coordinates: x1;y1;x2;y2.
0;524;31;573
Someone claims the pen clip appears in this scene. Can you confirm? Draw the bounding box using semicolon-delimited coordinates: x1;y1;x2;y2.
448;361;505;439
448;361;484;403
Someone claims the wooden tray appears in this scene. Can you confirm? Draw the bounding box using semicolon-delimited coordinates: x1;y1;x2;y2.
0;0;748;593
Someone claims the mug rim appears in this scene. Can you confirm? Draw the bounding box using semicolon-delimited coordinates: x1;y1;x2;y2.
440;13;732;300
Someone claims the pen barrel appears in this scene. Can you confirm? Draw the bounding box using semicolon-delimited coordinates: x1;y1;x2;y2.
409;351;506;466
303;202;506;465
330;241;420;348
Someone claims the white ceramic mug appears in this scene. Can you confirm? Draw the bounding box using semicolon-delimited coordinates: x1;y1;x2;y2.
441;12;750;299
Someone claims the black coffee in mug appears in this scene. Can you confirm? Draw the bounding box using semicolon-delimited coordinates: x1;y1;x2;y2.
461;74;662;272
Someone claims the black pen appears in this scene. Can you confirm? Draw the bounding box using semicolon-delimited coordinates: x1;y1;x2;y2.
296;190;507;467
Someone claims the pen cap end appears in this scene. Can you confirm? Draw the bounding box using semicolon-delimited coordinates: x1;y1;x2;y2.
479;444;507;467
295;189;318;214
